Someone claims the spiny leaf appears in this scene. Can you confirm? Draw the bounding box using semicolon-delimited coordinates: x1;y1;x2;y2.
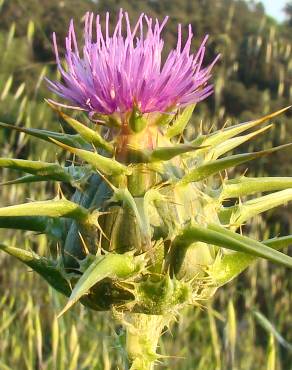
208;235;292;286
0;244;71;296
0;174;47;186
0;216;64;238
1;166;90;186
219;176;292;199
0;121;86;148
50;138;130;176
0;199;88;222
58;253;144;316
166;104;195;138
173;223;292;268
208;252;254;286
154;109;176;127
0;216;50;232
123;144;205;164
62;113;114;153
205;124;273;161
264;235;292;249
179;144;291;185
193;106;290;150
135;188;165;240
0;158;73;182
149;144;205;162
209;224;292;266
220;189;292;225
47;101;113;153
111;187;152;243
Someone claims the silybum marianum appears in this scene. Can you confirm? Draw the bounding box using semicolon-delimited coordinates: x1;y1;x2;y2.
0;10;291;370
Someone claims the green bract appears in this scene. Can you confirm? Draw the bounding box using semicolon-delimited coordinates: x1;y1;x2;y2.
0;104;291;369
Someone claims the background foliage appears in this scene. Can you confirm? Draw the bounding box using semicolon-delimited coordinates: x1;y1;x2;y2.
0;0;291;369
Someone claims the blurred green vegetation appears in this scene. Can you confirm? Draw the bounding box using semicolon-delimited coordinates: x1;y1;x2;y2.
0;0;291;369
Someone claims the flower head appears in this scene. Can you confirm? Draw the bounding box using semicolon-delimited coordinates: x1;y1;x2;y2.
47;10;219;118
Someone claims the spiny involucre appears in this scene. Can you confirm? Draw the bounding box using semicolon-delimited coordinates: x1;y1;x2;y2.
0;9;291;370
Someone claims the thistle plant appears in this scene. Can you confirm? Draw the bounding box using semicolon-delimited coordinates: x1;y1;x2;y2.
1;10;292;370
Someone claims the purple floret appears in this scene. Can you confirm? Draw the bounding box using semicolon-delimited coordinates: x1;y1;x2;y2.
47;9;219;117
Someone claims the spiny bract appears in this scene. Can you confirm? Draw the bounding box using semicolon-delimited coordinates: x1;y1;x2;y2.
0;10;292;370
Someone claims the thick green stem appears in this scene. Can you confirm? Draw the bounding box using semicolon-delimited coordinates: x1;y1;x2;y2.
123;313;166;370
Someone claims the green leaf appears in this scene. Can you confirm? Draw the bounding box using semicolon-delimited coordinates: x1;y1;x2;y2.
0;244;71;296
205;124;272;161
120;144;205;164
59;253;144;316
219;189;292;225
264;235;292;249
219;176;292;200
166;104;195;139
209;224;292;266
111;187;152;244
50;138;130;177
208;235;292;286
0;158;73;182
1;166;90;187
209;252;255;286
195;106;290;150
179;144;291;185
149;144;205;162
0;121;86;148
173;223;292;268
135;188;165;241
154;110;176;127
0;199;88;222
0;216;64;239
0;216;49;232
0;174;47;186
48;102;113;153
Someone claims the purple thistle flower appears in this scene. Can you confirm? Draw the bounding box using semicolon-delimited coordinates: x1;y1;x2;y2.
47;10;219;118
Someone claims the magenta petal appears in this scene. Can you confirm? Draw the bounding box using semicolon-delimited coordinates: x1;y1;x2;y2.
47;9;218;117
